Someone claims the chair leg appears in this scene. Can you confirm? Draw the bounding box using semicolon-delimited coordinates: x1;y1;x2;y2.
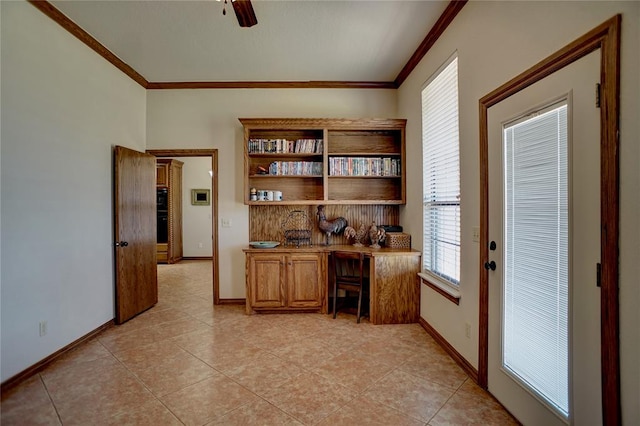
356;287;363;324
332;282;338;319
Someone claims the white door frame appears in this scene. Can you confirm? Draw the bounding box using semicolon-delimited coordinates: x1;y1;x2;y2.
477;15;621;425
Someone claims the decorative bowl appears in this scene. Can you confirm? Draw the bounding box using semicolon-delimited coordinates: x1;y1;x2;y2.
249;241;281;249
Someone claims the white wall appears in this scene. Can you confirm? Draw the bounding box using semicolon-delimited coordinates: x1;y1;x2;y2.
146;89;397;298
173;157;213;257
0;1;147;381
397;1;639;423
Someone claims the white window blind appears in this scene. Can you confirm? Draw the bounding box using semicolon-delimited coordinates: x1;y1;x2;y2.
422;56;460;285
503;102;569;418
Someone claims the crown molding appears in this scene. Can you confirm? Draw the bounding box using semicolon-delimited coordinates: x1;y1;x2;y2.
28;0;149;88
146;81;397;90
394;0;468;87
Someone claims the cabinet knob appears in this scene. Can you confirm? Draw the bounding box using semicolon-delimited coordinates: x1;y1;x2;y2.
115;241;129;247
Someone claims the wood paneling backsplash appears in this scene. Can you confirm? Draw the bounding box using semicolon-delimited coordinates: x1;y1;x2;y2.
249;205;400;246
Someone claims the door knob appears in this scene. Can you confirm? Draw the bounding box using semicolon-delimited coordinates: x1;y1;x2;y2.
115;241;129;247
489;241;497;251
484;260;496;271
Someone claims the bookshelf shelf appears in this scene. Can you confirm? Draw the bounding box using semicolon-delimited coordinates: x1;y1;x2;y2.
329;152;402;156
328;175;402;179
249;153;323;158
249;174;323;178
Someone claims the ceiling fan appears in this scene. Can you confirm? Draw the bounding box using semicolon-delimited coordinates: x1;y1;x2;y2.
219;0;258;28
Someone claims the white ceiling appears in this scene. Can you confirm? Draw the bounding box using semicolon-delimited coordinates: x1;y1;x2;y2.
49;0;449;83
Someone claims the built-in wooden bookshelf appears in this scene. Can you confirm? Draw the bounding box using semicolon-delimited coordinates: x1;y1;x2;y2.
241;118;406;205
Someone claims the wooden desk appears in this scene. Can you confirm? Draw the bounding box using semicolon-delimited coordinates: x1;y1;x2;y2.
243;245;421;324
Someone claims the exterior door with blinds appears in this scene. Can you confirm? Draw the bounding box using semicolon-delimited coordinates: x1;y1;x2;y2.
487;51;601;424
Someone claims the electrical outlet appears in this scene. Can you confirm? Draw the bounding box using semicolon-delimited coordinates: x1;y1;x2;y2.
39;321;47;337
465;322;471;339
472;227;480;243
198;242;204;249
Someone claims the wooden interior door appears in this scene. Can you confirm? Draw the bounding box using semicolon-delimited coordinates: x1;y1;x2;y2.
114;146;158;324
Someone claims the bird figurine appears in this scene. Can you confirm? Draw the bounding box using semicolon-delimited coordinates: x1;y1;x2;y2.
354;224;368;247
316;205;348;245
368;221;386;248
344;226;357;243
343;224;368;247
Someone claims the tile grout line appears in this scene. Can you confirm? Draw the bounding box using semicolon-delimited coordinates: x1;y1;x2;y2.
100;336;187;425
425;388;457;425
163;337;276;424
424;376;472;425
182;338;356;426
38;373;64;425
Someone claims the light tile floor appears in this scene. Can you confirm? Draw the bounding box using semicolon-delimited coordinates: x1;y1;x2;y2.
1;260;518;425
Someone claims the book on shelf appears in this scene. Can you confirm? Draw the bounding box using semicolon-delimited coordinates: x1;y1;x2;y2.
248;138;323;154
266;161;323;176
328;157;400;177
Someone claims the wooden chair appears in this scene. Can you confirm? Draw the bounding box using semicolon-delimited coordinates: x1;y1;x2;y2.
332;251;368;323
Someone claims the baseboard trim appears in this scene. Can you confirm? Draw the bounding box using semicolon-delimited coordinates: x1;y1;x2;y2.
418;317;479;383
218;298;245;305
181;256;213;261
1;319;114;394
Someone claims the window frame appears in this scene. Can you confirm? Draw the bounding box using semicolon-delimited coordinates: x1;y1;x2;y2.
420;53;461;299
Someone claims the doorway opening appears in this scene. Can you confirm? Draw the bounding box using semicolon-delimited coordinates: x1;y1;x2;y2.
147;149;220;305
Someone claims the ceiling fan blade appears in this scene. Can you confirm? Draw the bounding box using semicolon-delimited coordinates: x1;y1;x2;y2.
232;0;258;28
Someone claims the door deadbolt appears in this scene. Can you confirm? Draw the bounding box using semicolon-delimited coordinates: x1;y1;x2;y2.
484;260;496;271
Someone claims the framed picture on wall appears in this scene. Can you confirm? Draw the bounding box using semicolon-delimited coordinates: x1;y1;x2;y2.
191;189;210;206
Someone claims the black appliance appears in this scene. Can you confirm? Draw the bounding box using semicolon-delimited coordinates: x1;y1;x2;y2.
157;188;168;243
157;188;168;210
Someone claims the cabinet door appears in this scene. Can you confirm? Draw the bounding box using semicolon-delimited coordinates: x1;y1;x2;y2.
168;161;183;263
287;253;324;309
247;254;286;309
156;163;168;187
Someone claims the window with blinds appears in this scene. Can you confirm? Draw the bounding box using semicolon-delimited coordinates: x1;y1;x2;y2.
503;101;569;418
421;55;460;286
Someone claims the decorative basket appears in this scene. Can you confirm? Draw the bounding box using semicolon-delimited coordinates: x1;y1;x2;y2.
281;210;313;247
385;232;411;249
